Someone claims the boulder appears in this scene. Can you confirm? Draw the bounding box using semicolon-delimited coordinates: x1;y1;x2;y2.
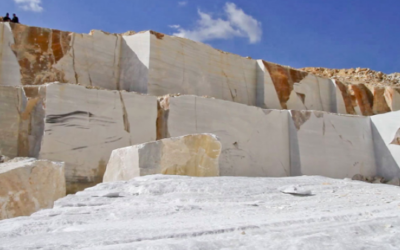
103;134;221;182
0;158;65;220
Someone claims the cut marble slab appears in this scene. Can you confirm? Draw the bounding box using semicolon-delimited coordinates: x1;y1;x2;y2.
1;175;400;249
0;83;157;193
38;84;158;193
0;86;25;157
163;95;291;177
103;134;221;182
147;32;258;106
0;23;21;86
289;110;377;178
371;111;400;180
0;158;65;220
161;95;397;179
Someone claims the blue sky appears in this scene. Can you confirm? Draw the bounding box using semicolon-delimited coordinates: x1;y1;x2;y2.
1;0;399;73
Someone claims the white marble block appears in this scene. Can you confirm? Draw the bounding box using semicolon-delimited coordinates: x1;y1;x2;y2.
103;134;221;182
38;83;157;193
0;83;157;193
164;95;291;177
0;158;65;220
371;111;400;179
147;32;258;106
289;110;377;178
0;86;25;157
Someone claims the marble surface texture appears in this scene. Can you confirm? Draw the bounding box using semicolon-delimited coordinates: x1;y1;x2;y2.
0;158;65;220
0;23;399;116
0;83;157;193
104;134;221;182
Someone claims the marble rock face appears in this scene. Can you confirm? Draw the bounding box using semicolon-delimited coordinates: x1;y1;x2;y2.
0;83;157;193
159;95;400;179
0;86;25;158
0;158;65;220
370;111;400;180
0;23;146;91
161;95;291;177
256;60;400;115
146;32;258;106
104;134;221;182
257;61;336;112
289;110;377;178
1;22;399;116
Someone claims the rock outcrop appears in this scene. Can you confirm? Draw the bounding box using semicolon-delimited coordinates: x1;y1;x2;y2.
302;67;400;86
1;175;400;249
0;158;65;220
103;134;221;182
0;83;157;193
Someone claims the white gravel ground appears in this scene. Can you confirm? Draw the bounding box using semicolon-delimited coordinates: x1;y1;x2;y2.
1;175;400;250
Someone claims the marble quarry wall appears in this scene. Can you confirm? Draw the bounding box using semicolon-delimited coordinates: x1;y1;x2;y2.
158;95;400;179
1;23;400;116
1;22;400;197
2;84;400;192
160;95;290;177
0;83;157;193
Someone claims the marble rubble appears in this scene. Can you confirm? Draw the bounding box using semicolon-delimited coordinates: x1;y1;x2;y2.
0;158;65;220
104;134;221;182
0;83;157;193
1;175;400;249
1;22;400;115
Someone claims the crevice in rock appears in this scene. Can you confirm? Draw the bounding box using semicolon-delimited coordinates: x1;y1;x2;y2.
71;34;79;84
156;95;171;140
290;110;312;131
114;35;122;90
118;92;130;134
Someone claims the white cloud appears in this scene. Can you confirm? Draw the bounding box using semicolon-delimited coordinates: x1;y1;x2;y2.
169;25;181;29
14;0;43;12
171;2;262;44
178;1;187;7
224;3;262;43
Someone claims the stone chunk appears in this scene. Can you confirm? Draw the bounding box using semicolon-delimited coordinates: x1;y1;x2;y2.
0;158;65;220
103;134;221;182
